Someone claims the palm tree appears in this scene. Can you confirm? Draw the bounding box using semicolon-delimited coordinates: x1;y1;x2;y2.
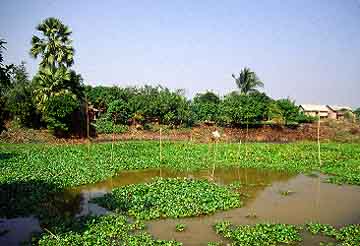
33;66;84;110
30;17;74;69
232;67;264;95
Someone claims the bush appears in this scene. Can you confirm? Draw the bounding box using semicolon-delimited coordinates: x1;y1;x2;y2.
94;117;128;134
355;108;360;121
191;91;220;122
42;94;80;136
218;92;269;126
107;99;131;125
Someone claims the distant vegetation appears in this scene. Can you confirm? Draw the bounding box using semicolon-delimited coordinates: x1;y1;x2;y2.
0;17;356;138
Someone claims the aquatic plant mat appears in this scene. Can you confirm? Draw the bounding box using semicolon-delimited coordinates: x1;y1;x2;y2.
38;215;181;246
1;141;360;245
214;221;360;246
93;178;242;220
1;141;360;189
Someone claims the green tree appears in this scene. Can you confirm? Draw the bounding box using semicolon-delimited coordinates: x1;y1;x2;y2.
219;93;267;125
30;18;84;135
42;94;80;136
275;99;301;125
30;17;74;69
0;39;14;131
107;99;131;125
192;91;220;122
355;108;360;121
232;67;264;95
6;62;40;127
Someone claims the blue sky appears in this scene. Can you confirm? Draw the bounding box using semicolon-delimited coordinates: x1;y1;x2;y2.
1;0;359;107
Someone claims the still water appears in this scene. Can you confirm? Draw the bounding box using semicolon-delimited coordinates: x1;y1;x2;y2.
1;167;360;245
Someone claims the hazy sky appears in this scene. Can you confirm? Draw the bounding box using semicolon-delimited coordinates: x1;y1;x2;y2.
1;0;359;107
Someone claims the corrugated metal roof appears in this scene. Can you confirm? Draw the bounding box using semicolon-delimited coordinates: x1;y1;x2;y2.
299;104;329;112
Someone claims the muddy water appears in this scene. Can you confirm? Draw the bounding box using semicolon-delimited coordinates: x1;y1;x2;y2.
147;173;360;246
1;168;360;245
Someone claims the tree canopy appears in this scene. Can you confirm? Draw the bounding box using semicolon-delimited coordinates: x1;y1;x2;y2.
30;17;74;69
232;67;264;95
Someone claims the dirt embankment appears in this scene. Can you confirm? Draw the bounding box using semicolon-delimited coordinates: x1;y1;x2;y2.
96;120;360;143
1;120;359;144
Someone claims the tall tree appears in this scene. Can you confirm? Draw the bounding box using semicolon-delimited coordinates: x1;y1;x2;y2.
0;38;14;131
0;39;14;91
7;62;40;127
232;67;264;95
30;18;84;135
30;17;74;69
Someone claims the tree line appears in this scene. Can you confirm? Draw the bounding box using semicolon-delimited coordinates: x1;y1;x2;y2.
1;17;358;137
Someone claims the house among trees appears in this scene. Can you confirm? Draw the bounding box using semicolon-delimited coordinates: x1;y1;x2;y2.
326;105;354;120
299;104;329;119
299;104;354;120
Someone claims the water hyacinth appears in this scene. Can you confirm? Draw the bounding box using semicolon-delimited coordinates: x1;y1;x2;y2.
93;178;243;220
38;215;182;246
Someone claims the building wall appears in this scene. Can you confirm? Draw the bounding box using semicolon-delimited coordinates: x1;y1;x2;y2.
328;111;337;119
303;111;328;118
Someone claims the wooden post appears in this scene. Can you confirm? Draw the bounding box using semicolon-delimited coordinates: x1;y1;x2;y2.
317;117;321;168
159;128;162;163
85;96;90;139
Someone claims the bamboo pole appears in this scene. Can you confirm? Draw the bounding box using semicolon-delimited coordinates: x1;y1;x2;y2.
159;127;162;163
85;96;90;139
317;117;322;168
316;115;321;216
111;115;115;163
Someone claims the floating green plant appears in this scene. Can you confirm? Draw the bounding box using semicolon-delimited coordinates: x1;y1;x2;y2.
93;178;243;220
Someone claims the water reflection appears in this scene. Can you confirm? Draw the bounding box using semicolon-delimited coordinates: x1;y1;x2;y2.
147;174;360;246
2;167;360;246
68;167;293;216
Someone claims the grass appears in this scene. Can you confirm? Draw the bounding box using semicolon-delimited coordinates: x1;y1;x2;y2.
93;178;242;220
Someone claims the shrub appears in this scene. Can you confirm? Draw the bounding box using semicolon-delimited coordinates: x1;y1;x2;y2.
218;92;269;125
95;117;128;134
191;91;220;122
107;99;131;125
42;94;80;136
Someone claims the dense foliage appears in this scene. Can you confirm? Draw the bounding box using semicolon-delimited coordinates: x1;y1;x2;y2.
0;39;14;132
38;215;181;246
29;18;86;136
85;85;312;130
355;108;360;121
6;62;40;128
218;92;271;125
191;91;220;122
93;178;242;220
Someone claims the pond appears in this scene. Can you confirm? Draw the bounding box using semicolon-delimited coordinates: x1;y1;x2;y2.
1;167;360;245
